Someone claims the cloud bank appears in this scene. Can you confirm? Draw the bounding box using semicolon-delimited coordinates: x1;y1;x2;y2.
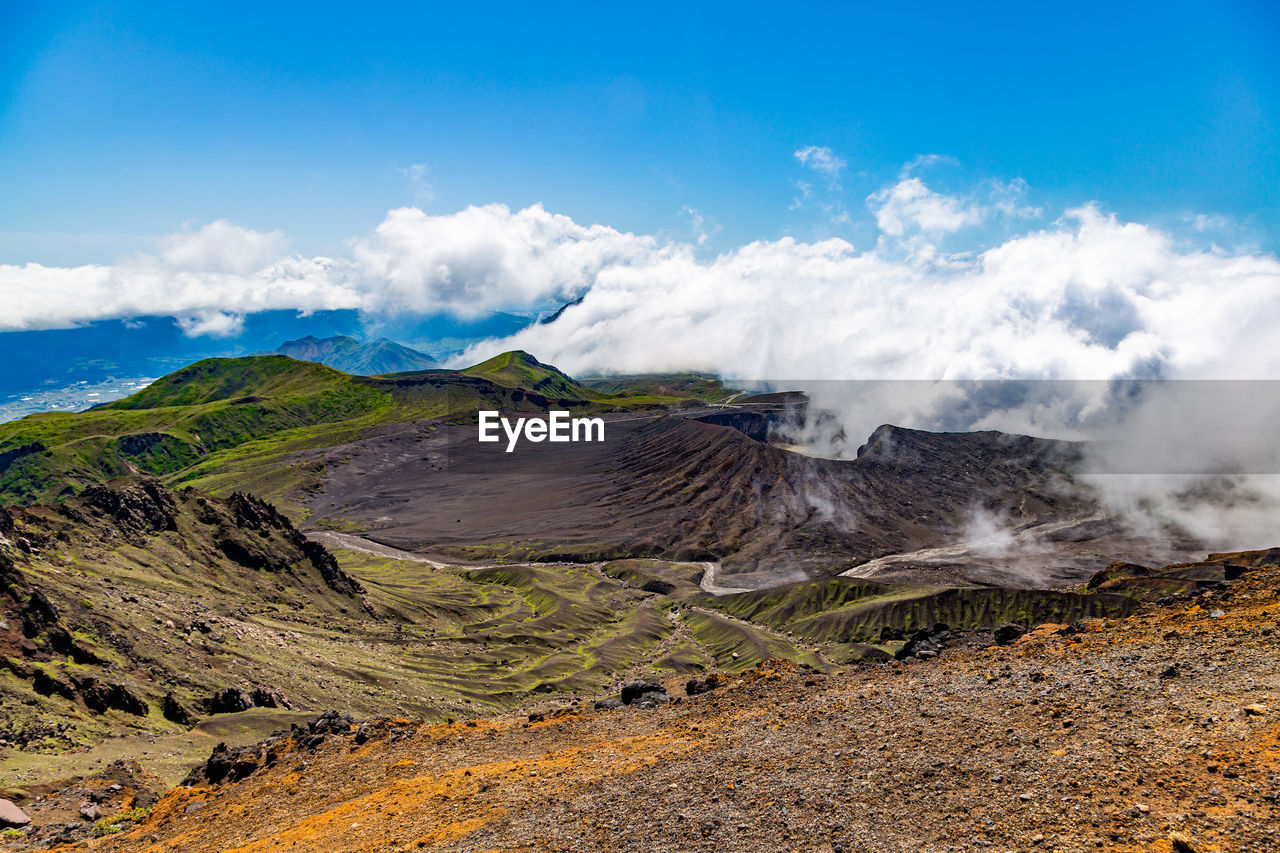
3;173;1278;393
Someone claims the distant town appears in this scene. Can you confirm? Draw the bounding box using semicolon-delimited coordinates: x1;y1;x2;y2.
0;376;155;423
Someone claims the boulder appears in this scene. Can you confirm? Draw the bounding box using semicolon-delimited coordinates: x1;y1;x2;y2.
249;685;293;710
633;691;671;709
206;687;253;714
993;623;1028;646
0;798;30;827
620;680;666;705
162;691;196;726
685;673;723;696
896;624;952;660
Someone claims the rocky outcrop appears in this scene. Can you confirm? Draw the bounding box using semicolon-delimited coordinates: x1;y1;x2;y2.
205;684;293;714
19;589;58;638
299;539;364;596
80;478;178;536
77;678;149;716
206;688;253;714
226;491;365;596
31;667;77;700
183;711;356;787
249;685;293;710
163;691;196;726
0;441;45;477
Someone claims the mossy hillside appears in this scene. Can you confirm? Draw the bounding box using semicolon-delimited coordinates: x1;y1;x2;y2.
460;351;601;400
0;357;392;505
705;577;1136;643
0;353;735;507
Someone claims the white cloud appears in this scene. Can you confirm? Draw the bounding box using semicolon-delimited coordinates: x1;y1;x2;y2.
452;204;1280;391
349;203;659;318
1;184;1277;397
867;176;985;237
175;310;246;338
794;145;847;182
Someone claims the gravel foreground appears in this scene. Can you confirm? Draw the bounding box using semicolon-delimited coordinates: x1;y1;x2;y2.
10;564;1280;853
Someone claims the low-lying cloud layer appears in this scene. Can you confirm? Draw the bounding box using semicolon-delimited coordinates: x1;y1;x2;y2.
6;173;1278;390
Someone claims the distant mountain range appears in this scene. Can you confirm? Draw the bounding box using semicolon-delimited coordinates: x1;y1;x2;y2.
275;335;438;375
0;308;535;421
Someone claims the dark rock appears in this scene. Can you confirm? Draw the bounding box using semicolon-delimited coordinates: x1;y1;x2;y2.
1160;664;1180;679
20;589;59;638
633;691;671;709
162;691;196;726
594;698;624;710
216;532;291;573
896;624;953;660
206;687;253;714
0;442;45;480
620;680;666;705
303;709;355;737
31;668;77;700
79;679;149;716
44;625;102;664
80;479;178;536
249;685;293;710
198;742;237;784
685;673;723;696
300;539;366;597
994;623;1028;646
186;732;292;787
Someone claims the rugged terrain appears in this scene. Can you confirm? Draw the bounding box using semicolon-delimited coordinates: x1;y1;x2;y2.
0;351;1206;589
1;350;1265;852
2;477;1139;791
308;410;1190;589
3;549;1274;852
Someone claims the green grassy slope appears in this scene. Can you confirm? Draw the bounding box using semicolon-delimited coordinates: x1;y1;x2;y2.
0;352;731;507
460;350;601;399
0;357;390;505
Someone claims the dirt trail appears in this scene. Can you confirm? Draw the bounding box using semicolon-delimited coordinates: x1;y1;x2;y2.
307;530;452;568
695;560;754;595
310;531;752;597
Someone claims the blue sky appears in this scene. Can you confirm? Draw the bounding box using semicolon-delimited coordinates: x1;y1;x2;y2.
3;0;1278;265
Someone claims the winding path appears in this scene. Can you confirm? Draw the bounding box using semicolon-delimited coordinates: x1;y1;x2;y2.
308;531;751;597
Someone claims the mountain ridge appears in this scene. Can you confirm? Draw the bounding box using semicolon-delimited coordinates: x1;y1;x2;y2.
276;335;439;375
